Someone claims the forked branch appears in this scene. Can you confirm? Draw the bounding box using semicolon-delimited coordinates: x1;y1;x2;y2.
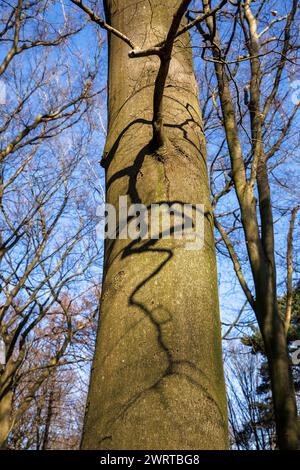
70;0;229;149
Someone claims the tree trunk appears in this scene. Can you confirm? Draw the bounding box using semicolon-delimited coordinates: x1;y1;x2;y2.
256;273;300;450
264;324;300;450
42;388;55;450
81;0;228;450
254;160;299;449
0;389;13;449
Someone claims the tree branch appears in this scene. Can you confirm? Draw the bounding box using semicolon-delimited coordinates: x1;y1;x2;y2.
214;217;255;309
69;0;135;49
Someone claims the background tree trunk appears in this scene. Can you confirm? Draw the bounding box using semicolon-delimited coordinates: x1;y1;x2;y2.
257;290;300;449
81;0;228;450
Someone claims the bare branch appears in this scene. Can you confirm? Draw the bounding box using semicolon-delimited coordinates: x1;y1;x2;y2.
69;0;135;49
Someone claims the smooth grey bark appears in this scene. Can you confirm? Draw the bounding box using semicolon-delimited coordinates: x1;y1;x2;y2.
81;0;228;450
0;389;12;449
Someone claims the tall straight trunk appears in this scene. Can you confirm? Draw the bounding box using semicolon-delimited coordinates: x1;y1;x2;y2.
0;389;13;448
81;0;228;450
255;271;300;450
263;316;300;450
253;159;299;449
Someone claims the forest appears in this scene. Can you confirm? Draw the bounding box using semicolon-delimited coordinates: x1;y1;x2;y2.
0;0;300;455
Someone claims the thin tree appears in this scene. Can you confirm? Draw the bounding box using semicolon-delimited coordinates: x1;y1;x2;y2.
195;0;300;449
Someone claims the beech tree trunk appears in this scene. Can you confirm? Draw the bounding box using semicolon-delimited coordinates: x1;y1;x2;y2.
0;389;13;449
81;0;228;450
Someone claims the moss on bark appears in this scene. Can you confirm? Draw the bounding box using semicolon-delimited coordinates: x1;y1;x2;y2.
81;0;228;450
